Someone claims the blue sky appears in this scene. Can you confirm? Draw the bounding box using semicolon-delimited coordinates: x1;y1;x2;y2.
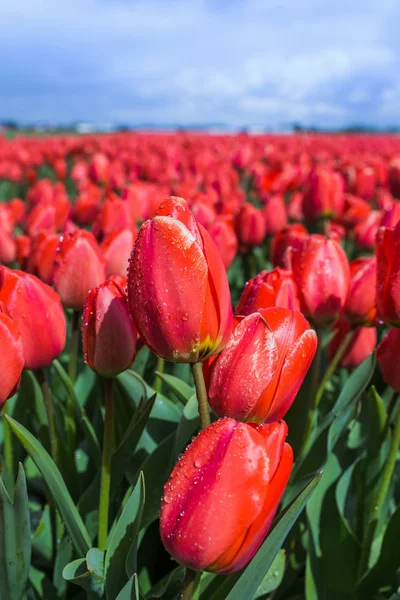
1;0;399;128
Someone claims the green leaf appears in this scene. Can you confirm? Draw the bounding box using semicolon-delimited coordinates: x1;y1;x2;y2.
118;370;181;423
154;372;194;403
205;473;321;600
327;352;376;453
115;573;140;600
359;505;400;594
148;567;185;599
110;396;156;498
254;550;285;598
0;464;31;600
307;453;342;556
53;537;73;597
105;473;145;600
6;415;91;557
173;393;200;458
140;433;176;530
63;548;105;598
53;359;101;465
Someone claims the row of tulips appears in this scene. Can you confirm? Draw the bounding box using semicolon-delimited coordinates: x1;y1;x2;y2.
0;132;399;599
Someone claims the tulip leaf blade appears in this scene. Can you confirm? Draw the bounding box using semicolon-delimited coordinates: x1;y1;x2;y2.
154;371;194;403
105;473;145;600
0;464;31;600
115;573;140;600
62;547;105;598
5;415;92;557
206;472;321;600
53;358;101;466
327;351;376;453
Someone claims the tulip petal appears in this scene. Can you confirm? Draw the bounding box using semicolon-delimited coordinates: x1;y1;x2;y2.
128;216;208;361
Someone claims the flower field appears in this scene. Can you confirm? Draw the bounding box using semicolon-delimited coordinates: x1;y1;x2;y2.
0;131;399;599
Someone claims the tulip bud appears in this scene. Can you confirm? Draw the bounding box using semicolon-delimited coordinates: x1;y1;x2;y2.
271;224;308;268
28;232;59;285
292;234;350;327
388;157;400;199
0;303;24;406
235;268;300;315
235;204;266;249
207;309;317;423
377;328;400;391
345;256;377;326
353;210;383;250
127;197;232;362
0;267;66;370
376;223;400;325
208;215;238;270
82;280;137;377
302;168;344;221
160;418;293;574
54;230;106;309
263;194;288;236
328;318;377;369
101;227;137;277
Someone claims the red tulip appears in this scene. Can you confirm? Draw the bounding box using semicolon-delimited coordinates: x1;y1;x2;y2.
160;418;293;573
292;234;350;326
345;256;377;326
101;227;137;277
263;194;288;236
82;280;137;377
0;267;66;370
376;223;400;325
235;204;266;249
89;152;110;184
207;309;317;423
388;157;400;199
302;168;344;221
329;318;377;369
208;215;238;270
271;224;308;269
128;197;232;362
28;233;59;285
377;328;400;391
0;303;24;406
235;268;300;315
54;230;106;309
353;210;383;250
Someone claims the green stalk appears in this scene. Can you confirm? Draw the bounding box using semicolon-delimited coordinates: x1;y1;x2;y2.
98;378;114;550
357;399;400;579
299;331;323;457
154;356;165;393
315;328;354;409
180;568;200;600
190;362;210;430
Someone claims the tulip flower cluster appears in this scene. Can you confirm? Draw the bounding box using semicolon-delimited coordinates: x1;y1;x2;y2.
126;196;317;574
1;130;400;600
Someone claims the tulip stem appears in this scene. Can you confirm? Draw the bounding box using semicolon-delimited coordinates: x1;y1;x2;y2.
357;396;400;579
315;328;354;409
98;378;114;550
191;362;211;430
154;356;165;392
299;331;323;456
180;568;200;600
